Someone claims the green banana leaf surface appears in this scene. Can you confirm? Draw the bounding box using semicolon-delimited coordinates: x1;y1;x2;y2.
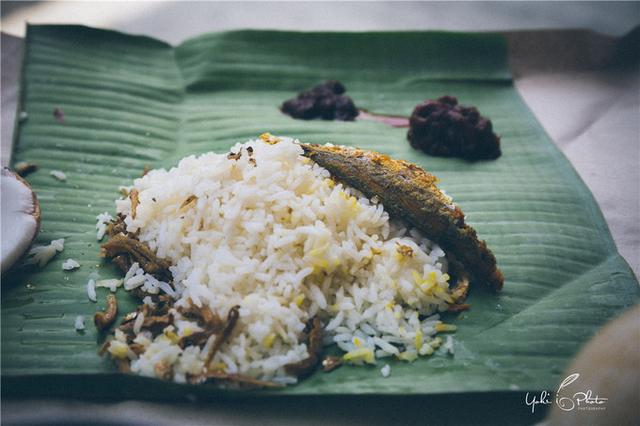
3;25;638;399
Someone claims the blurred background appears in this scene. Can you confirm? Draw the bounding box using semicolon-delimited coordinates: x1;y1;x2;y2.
2;1;639;43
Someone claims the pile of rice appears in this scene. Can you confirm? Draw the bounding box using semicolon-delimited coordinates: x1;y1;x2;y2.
108;135;456;384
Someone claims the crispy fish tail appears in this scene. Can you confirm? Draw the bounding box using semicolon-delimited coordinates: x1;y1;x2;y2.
300;143;504;292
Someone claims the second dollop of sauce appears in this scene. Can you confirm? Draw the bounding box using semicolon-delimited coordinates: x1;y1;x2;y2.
408;96;501;160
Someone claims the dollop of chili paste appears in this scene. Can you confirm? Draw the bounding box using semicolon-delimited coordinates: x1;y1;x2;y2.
281;81;358;121
408;96;501;160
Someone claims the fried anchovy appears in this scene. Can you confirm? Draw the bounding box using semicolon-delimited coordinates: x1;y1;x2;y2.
178;303;226;349
101;233;171;279
94;294;118;331
178;303;224;331
118;313;174;338
116;302;174;339
284;317;323;377
300;144;504;292
205;305;240;366
107;214;129;238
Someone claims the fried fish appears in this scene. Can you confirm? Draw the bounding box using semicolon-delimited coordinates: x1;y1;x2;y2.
300;143;504;292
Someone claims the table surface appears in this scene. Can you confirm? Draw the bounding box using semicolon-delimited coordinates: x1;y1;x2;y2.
1;2;639;425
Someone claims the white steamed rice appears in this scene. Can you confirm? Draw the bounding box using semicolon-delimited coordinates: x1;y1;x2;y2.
109;135;456;383
27;238;65;267
62;258;80;271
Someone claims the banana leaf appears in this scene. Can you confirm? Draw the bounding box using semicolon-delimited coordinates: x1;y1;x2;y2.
2;25;638;401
